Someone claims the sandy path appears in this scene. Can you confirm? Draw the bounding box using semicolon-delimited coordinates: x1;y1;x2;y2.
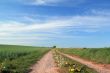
30;51;59;73
58;51;110;73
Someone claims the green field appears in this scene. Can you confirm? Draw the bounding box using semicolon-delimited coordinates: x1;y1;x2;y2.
59;48;110;64
0;45;50;73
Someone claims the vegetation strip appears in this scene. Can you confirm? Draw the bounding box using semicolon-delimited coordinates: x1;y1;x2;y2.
53;50;97;73
59;48;110;64
0;45;50;73
56;51;110;73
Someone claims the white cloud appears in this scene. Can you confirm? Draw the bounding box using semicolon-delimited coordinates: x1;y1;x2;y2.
0;14;110;45
33;0;60;5
26;0;86;6
0;32;10;36
0;15;110;34
87;9;110;16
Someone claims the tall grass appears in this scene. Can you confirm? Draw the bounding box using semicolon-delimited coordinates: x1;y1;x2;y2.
59;48;110;64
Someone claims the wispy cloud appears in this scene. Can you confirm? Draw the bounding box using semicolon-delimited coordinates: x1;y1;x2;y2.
91;9;110;16
0;13;110;45
25;0;86;6
0;0;110;47
33;0;60;5
0;15;110;34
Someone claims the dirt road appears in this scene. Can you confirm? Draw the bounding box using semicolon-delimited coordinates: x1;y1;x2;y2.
30;51;59;73
58;51;110;73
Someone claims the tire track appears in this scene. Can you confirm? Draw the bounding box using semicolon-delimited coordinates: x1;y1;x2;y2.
57;51;110;73
30;51;59;73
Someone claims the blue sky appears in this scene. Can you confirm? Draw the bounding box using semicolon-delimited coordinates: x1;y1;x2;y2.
0;0;110;48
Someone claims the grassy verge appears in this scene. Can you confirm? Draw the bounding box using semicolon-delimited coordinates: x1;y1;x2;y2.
58;48;110;64
53;50;97;73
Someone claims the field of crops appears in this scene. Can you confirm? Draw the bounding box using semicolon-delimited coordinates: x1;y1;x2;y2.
0;45;50;73
59;48;110;64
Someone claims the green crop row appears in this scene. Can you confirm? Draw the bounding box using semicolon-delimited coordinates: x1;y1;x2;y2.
0;45;50;73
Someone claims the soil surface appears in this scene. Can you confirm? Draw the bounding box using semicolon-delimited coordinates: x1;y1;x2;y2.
58;51;110;73
30;51;59;73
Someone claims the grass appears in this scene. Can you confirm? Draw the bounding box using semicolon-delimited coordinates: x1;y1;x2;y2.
58;48;110;64
0;45;50;73
53;50;97;73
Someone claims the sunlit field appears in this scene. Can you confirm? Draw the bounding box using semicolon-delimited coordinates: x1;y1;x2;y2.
0;45;50;73
58;48;110;64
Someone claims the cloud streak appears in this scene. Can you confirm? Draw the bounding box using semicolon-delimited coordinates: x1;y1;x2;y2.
0;13;110;46
0;15;110;33
26;0;86;6
0;15;109;33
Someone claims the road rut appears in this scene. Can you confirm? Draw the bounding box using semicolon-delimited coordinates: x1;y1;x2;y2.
58;51;110;73
30;51;59;73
